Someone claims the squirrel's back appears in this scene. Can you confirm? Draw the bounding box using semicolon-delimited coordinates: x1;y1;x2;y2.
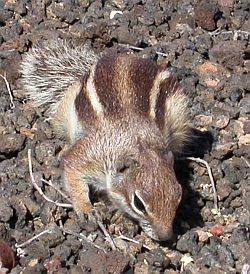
20;40;189;151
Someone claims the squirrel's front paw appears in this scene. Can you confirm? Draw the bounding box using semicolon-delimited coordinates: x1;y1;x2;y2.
76;202;106;224
87;203;106;222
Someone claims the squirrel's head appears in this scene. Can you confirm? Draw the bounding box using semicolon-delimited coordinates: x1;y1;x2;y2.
109;146;182;241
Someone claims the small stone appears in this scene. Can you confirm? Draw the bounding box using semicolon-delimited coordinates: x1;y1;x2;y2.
218;0;235;10
194;1;217;31
196;230;210;243
192;115;212;131
109;0;127;10
209;41;245;70
230;197;242;208
176;231;200;254
0;133;26;155
238;134;250;147
0;198;13;222
113;238;129;253
113;26;142;46
233;120;244;137
213;141;237;159
216;179;232;201
43;256;63;274
212;115;230;129
209;225;224;237
134;262;149;274
136;248;170;271
195;62;218;74
243;120;250;134
205;78;220;88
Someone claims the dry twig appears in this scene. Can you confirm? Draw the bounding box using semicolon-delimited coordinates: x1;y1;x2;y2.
41;178;72;203
27;149;73;208
117;235;152;250
241;156;250;168
0;73;15;109
118;43;169;57
58;220;107;252
97;221;116;251
241;263;250;274
209;29;250;40
15;228;53;248
187;157;218;211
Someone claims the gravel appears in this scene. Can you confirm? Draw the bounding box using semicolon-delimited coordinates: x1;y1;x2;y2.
0;0;249;273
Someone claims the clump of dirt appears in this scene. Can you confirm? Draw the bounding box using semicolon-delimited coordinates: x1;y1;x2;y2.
0;0;250;273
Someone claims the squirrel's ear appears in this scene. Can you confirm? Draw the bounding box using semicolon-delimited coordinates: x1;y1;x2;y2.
165;151;174;166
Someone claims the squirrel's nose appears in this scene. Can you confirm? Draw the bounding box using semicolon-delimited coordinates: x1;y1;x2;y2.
157;228;173;242
151;226;173;242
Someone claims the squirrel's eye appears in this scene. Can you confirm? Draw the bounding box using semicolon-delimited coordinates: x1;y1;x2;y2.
133;193;146;215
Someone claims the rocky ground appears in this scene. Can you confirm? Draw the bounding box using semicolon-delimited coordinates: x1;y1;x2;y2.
0;0;250;273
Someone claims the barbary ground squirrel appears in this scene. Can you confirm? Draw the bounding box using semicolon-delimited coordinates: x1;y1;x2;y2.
20;40;190;241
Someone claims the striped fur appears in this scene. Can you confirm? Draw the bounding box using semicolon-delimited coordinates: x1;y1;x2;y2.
73;54;188;150
20;40;190;241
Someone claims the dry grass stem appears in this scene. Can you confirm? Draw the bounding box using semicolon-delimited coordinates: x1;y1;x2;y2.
209;29;250;40
241;156;250;168
41;178;72;203
0;74;15;109
118;43;169;57
97;221;116;251
117;235;152;250
187;157;218;211
27;149;73;208
58;220;107;252
15;228;53;248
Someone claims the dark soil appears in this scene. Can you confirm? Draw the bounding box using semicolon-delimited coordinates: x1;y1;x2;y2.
0;0;250;273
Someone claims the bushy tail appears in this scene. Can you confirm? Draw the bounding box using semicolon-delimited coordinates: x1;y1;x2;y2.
165;89;190;153
20;40;98;113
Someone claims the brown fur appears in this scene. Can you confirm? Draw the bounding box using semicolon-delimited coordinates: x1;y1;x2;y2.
20;40;190;241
